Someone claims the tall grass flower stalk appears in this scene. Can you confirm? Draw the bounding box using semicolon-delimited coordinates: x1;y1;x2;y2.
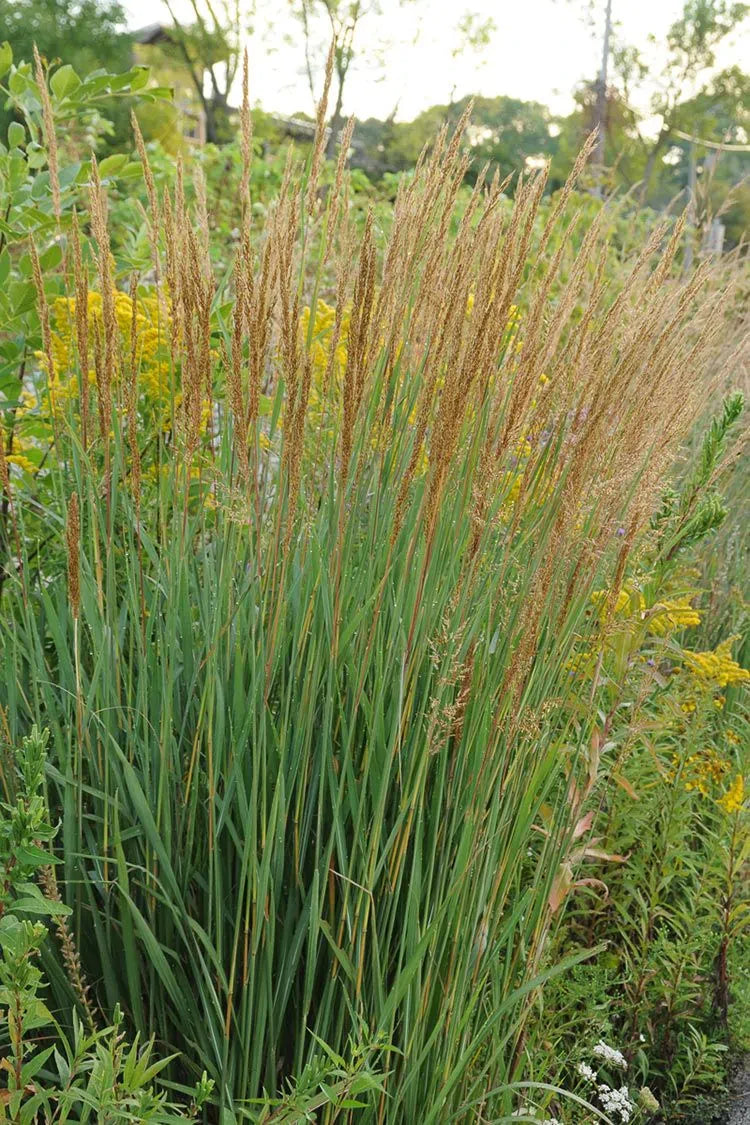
0;56;747;1122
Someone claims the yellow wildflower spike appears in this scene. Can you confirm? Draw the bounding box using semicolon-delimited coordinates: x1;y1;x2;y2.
718;774;745;815
683;635;750;688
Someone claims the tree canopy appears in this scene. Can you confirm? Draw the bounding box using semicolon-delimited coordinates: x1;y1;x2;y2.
0;0;132;143
0;0;131;80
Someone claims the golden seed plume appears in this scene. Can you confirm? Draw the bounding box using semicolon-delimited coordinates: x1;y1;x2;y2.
325;115;355;261
131;110;160;233
88;155;116;444
40;864;97;1031
306;40;335;217
33;45;60;221
29;240;55;382
240;48;253;214
71;213;91;450
66;493;80;619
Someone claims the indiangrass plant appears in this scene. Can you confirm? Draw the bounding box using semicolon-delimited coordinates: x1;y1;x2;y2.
0;57;748;1122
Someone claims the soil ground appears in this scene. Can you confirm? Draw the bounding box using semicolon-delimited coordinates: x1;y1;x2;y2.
727;1057;750;1124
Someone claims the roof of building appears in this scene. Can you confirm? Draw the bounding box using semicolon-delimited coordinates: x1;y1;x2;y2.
133;23;174;45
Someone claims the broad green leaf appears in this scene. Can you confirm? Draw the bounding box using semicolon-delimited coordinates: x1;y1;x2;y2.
8;68;31;96
10;281;36;315
118;161;145;181
98;153;128;179
8;120;24;149
128;66;151;91
13;842;59;867
0;40;12;80
39;243;63;271
58;161;81;188
13;896;72;916
143;86;174;100
21;1046;55;1085
50;64;81;100
78;74;116;97
26;142;47;169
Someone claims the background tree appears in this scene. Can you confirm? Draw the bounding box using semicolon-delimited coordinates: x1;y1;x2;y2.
291;2;503;160
410;95;554;183
0;0;132;142
0;0;131;77
562;0;748;208
620;0;749;202
550;77;641;191
292;0;376;156
658;66;750;243
447;10;496;109
349;94;555;183
160;0;251;143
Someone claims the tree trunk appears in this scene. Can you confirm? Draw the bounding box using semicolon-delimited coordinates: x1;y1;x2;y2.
203;101;217;145
325;80;346;159
593;0;613;191
203;94;230;145
640;133;665;205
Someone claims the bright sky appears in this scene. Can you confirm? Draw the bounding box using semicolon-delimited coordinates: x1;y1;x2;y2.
122;0;749;123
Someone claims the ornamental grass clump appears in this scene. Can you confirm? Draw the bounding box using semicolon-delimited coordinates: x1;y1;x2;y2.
0;53;747;1123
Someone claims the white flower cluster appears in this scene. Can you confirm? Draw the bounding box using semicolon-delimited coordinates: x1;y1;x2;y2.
510;1110;561;1124
592;1039;628;1070
598;1084;634;1123
576;1061;597;1082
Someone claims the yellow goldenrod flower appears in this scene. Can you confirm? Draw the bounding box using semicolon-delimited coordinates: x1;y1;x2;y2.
677;747;730;797
565;649;596;677
6;454;38;474
648;597;701;636
718;774;745;815
683;636;750;689
590;587;644;623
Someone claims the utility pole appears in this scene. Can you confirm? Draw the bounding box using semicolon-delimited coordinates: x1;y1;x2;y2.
684;140;697;272
594;0;613;194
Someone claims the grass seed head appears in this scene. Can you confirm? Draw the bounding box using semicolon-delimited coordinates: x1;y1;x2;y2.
66;493;80;619
33;45;60;222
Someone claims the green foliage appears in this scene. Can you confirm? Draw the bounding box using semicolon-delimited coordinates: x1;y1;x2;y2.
0;45;171;603
352;94;556;183
0;41;165;248
0;726;213;1122
654;393;744;566
0;0;130;81
531;398;749;1121
684;392;744;502
0;0;133;147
